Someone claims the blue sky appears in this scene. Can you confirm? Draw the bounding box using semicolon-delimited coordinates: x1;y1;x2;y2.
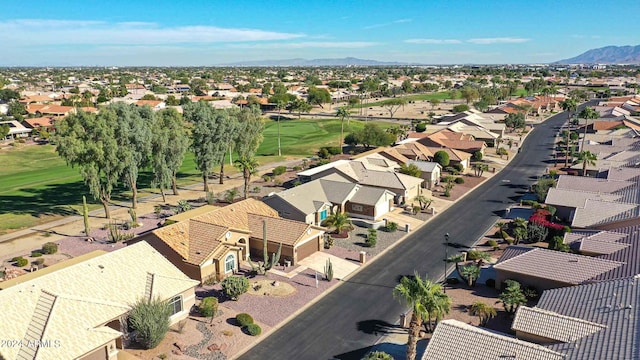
1;0;639;66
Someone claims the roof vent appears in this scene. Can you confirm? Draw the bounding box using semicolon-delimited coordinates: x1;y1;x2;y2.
98;265;104;270
569;259;578;263
196;251;201;254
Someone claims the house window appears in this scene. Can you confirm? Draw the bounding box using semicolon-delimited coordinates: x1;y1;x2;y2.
225;254;236;273
320;209;328;221
352;204;363;212
168;295;183;315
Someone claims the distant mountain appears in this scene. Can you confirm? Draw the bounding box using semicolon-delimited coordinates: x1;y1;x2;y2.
556;45;640;64
219;57;410;67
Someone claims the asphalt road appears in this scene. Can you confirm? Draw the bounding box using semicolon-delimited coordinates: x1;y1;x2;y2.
239;103;594;360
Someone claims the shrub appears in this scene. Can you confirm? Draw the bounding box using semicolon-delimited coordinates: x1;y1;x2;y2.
272;166;287;176
274;178;283;186
472;151;483;161
252;186;261;193
221;276;249;301
292;165;302;171
466;249;488;261
293;180;302;187
14;257;28;267
199;297;219;318
244;323;262;336
34;258;45;265
325;146;342;155
453;104;470;113
362;351;394;360
415;123;427;133
500;230;509;240
31;251;42;257
385;221;398;232
521;199;539;207
454;177;465;184
452;163;464;172
317;147;330;159
262;174;272;182
505;238;514;245
128;297;172;349
366;228;377;247
523;286;539;300
486;239;498;248
236;313;254;327
42;242;58;254
433;150;450;167
485;278;496;288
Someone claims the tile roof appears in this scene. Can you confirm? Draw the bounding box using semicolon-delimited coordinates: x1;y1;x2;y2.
195;198;278;230
556;175;634;193
23;116;58;128
422;319;564;360
592;224;640;281
186;220;227;265
494;246;623;285
407;160;441;172
572;199;639;228
348;186;390;206
538;277;640;359
512;306;606;343
0;242;198;360
545;188;621;209
247;214;321;246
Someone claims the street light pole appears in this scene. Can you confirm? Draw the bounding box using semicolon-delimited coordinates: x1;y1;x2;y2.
444;233;449;293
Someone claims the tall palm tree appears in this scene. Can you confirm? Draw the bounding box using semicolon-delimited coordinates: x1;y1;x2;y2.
393;272;450;360
575;150;597;177
578;106;599;149
336;107;350;154
469;301;497;326
234;156;259;199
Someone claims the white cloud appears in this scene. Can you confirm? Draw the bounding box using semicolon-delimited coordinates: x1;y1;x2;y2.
467;37;530;44
228;41;379;49
0;19;304;46
363;18;412;30
404;39;462;44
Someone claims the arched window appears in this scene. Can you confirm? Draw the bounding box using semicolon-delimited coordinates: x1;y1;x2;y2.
225;253;235;273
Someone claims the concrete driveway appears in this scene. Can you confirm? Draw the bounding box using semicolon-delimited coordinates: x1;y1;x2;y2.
383;208;424;232
298;252;360;280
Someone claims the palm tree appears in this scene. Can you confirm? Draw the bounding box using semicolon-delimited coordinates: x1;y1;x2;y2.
578;106;599;148
513;227;527;244
495;221;508;240
336;106;350;154
393;272;450;360
234;156;259;199
575;150;597;177
459;264;480;287
323;212;352;234
469;301;497;326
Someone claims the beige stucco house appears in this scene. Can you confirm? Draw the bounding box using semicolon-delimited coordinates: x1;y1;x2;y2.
139;199;325;283
0;242;198;360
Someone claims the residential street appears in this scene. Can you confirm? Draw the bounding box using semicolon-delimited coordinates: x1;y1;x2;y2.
239;103;595;360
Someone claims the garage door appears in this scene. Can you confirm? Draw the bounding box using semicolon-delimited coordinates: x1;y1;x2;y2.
295;237;319;263
375;199;390;219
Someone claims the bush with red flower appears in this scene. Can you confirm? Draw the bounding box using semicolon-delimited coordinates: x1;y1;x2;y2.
528;208;567;239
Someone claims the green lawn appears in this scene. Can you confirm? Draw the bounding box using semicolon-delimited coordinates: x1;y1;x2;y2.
514;88;528;97
352;91;452;108
0;118;390;233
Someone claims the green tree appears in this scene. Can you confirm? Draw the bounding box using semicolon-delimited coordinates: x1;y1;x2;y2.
504;113;525;130
473;99;489;112
307;86;331;108
290;98;312;119
362;351;393;360
452;104;469;113
0;88;20;102
499;280;527;314
381;98;407;119
578;107;599;148
7;101;26;120
151;107;189;201
575;150;597;176
185;102;222;192
55;110;124;218
399;163;422;178
233;106;264;159
128;297;172;349
472;163;488;177
323;212;352;233
393;272;450;360
459;264;481;286
429;98;441;110
0;124;9;140
433;151;450;167
234;156;259;199
336;106;350;154
140;93;157;100
110;103;154;209
352;123;395;149
461;87;479;104
469;301;496;326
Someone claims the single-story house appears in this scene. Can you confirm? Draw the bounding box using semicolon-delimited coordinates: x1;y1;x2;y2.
412;129;487;155
22;116;58;132
406;160;442;189
263;179;396;224
0;120;32;139
298;160;424;205
0;242;198;360
493;246;623;291
424;146;472;171
134;99;166;110
138;198;325;282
